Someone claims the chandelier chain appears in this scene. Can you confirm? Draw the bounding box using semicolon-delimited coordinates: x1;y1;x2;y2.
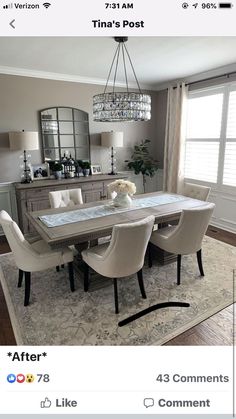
113;42;121;94
104;43;120;94
121;42;129;93
123;42;142;94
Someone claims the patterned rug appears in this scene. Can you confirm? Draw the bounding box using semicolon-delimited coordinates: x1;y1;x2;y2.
0;236;235;345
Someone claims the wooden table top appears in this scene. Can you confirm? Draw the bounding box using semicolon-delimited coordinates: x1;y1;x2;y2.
26;192;209;249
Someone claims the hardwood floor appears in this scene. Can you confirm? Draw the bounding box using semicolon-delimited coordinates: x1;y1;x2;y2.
165;304;233;345
0;226;235;346
164;225;235;346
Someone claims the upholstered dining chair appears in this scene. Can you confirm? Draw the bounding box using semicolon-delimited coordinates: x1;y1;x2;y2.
148;203;215;285
182;182;211;201
81;215;155;313
49;188;83;267
0;210;75;306
49;188;83;208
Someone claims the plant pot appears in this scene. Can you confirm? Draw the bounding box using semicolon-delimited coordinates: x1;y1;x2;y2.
83;169;90;177
55;171;62;180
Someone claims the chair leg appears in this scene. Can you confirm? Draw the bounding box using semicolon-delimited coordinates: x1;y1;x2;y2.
68;262;75;292
177;255;181;285
113;278;119;314
197;249;204;276
56;266;60;272
84;263;89;292
137;269;147;299
24;272;31;307
18;269;24;288
148;243;153;268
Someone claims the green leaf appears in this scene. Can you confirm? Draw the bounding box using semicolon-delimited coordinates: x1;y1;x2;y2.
125;139;158;177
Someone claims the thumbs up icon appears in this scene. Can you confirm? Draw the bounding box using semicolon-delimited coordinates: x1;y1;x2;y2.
40;397;52;408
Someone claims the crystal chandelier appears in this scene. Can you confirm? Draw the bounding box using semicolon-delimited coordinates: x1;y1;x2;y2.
93;37;151;122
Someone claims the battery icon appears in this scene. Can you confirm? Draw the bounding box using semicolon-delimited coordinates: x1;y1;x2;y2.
218;2;233;7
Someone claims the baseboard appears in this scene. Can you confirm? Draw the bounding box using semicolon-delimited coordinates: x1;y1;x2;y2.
210;220;236;235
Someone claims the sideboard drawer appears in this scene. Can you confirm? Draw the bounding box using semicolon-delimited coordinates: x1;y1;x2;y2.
81;182;103;192
26;188;49;199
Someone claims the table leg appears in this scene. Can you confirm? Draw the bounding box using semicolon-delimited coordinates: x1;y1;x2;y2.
74;242;89;262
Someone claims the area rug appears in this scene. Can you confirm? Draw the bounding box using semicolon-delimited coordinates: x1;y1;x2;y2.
0;236;235;346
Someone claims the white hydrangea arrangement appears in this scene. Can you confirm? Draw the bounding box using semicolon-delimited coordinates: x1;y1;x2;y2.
108;179;136;195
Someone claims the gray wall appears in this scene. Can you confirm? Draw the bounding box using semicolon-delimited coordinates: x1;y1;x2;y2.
0;74;166;182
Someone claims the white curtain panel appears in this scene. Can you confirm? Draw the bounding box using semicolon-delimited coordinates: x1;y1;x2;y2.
163;83;189;193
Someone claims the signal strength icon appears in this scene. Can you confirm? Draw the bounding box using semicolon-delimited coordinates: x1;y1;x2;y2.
3;3;13;9
43;2;51;8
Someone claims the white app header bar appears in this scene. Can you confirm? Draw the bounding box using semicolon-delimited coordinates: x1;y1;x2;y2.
0;0;236;36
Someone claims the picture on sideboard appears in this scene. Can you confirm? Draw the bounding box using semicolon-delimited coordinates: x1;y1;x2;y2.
30;162;50;180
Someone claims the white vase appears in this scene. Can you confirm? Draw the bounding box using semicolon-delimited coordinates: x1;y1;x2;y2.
55;171;62;180
113;192;132;208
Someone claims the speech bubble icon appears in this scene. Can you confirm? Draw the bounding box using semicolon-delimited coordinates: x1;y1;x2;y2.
144;398;154;408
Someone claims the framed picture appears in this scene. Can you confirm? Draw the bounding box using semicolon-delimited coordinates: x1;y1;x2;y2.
30;162;50;180
91;164;102;175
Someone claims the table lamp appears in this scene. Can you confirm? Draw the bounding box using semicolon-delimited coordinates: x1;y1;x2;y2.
9;131;39;183
101;131;123;175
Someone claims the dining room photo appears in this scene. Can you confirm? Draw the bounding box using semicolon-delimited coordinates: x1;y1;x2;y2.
0;36;235;347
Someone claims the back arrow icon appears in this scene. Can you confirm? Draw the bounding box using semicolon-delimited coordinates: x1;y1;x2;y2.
10;19;15;28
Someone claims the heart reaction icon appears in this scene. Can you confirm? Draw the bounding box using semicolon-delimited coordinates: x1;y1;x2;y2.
17;374;25;383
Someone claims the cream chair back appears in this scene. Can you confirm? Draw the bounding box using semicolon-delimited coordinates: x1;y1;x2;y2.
100;215;155;278
163;203;215;255
49;188;83;208
183;182;211;201
0;210;74;272
0;210;36;270
0;210;75;306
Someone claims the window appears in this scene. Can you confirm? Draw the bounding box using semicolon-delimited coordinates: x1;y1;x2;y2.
224;90;236;187
184;84;236;189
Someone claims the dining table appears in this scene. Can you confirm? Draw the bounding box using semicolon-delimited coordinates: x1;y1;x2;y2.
26;192;210;264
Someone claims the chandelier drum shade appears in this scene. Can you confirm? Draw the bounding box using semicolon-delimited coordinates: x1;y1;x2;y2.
93;37;151;122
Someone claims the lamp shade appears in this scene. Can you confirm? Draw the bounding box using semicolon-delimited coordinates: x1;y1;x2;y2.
9;131;39;151
101;132;123;148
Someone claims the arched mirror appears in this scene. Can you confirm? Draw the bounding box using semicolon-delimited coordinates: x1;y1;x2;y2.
39;107;90;162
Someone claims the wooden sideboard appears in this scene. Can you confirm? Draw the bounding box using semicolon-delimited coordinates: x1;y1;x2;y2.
15;174;127;234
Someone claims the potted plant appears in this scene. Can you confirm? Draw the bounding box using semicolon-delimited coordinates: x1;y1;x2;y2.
125;139;158;193
52;162;63;180
80;161;91;177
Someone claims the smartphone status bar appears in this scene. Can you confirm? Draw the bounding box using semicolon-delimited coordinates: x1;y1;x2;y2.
0;0;236;35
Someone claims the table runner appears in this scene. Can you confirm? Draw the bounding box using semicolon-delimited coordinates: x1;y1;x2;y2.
39;194;186;228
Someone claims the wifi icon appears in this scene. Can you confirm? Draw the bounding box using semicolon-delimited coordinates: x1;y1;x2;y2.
43;2;51;8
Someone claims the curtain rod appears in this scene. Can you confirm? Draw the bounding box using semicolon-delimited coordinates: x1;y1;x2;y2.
172;70;236;89
186;70;236;87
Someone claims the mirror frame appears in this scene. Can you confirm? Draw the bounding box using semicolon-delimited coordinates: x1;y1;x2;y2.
39;106;91;162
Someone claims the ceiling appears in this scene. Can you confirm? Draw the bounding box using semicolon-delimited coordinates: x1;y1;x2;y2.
0;37;236;89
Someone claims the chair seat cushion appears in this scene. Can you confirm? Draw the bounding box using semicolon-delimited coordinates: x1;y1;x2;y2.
150;226;176;252
24;233;41;244
82;243;110;275
150;226;176;242
82;243;109;259
31;239;74;266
